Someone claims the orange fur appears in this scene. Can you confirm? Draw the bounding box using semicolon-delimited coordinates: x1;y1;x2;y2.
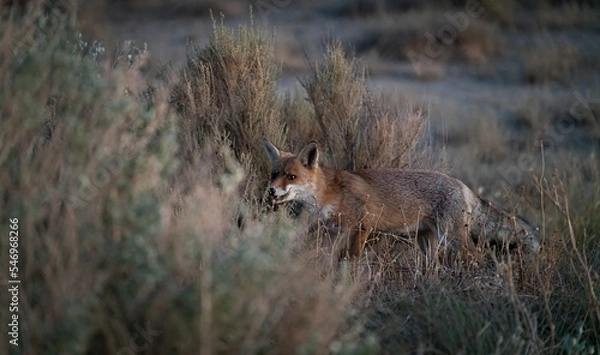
263;139;540;259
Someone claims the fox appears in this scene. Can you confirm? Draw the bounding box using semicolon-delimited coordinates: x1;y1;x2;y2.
263;138;541;259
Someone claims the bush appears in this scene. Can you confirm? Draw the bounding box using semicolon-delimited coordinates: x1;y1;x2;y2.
0;5;373;354
172;17;285;199
288;42;436;172
1;3;599;355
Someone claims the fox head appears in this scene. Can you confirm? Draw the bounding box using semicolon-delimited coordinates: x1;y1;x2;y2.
262;138;319;204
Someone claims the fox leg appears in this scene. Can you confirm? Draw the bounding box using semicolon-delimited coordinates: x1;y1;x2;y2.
416;228;438;256
449;217;479;265
348;229;370;257
431;214;477;264
339;206;372;259
339;228;370;259
416;226;441;268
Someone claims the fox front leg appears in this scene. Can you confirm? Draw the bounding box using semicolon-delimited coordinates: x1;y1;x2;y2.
344;228;370;259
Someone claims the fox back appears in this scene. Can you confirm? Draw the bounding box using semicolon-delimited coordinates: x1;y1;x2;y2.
263;138;540;258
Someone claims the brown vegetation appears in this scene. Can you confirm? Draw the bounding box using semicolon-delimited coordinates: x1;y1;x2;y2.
1;1;599;354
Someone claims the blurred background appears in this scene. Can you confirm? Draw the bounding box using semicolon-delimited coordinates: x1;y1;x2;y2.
76;0;600;196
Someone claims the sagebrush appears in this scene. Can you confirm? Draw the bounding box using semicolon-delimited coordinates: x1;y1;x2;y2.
0;2;598;354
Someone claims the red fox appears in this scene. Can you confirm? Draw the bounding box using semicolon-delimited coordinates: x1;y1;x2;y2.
263;138;541;259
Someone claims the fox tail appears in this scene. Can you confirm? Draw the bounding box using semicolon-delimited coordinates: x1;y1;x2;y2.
470;197;541;253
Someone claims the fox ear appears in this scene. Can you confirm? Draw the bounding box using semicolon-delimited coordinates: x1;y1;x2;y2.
298;142;319;169
262;138;281;166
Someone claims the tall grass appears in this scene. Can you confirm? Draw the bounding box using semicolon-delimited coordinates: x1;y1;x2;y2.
0;4;372;354
172;17;285;199
301;42;434;171
1;2;599;354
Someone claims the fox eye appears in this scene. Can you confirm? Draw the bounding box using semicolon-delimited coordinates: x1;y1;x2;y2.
286;173;296;181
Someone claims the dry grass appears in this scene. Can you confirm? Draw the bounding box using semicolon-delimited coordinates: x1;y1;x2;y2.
171;17;285;199
534;3;599;30
478;0;599;29
472;115;509;163
1;2;599;354
108;0;248;17
368;16;499;66
0;5;370;354
299;42;436;171
523;40;579;84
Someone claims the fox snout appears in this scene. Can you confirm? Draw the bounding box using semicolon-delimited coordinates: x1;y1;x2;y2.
268;185;292;204
268;186;285;202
